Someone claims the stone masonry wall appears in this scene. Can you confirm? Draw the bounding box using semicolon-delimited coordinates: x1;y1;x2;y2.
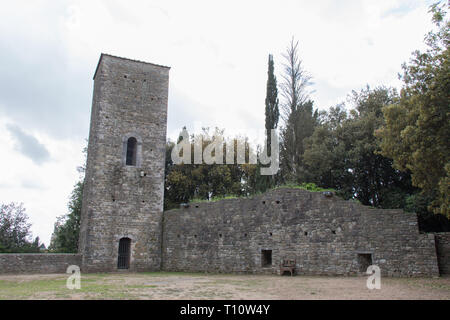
434;233;450;275
78;54;169;272
0;254;81;274
162;188;440;277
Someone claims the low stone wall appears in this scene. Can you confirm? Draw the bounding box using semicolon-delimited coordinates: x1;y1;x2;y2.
162;188;440;277
434;233;450;275
0;254;82;274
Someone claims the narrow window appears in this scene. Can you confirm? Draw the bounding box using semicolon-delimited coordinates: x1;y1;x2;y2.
126;137;137;166
261;250;272;267
118;238;131;269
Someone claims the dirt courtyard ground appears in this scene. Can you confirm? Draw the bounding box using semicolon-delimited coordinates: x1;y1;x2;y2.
0;272;449;300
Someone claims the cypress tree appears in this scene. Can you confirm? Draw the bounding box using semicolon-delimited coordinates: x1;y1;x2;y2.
259;54;280;190
264;54;279;156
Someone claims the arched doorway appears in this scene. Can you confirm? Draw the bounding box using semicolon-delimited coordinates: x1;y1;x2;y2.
118;238;131;269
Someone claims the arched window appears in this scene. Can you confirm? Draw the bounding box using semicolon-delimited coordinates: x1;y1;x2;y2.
126;137;137;166
117;238;131;269
122;134;142;167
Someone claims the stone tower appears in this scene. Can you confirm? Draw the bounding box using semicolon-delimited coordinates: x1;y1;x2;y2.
79;54;170;272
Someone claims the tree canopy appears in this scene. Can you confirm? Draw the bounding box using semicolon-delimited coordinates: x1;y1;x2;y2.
0;202;42;253
49;146;86;252
164;127;265;210
376;3;449;217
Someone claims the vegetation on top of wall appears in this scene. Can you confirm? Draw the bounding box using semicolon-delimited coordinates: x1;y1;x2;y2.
187;182;335;205
189;195;240;204
276;183;336;193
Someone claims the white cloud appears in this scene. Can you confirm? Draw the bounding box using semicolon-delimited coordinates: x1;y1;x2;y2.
0;0;437;245
0;117;85;246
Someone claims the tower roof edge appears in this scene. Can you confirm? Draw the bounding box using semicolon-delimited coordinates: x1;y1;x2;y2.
93;53;171;80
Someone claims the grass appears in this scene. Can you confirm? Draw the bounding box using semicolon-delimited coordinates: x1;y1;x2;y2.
0;278;68;299
0;273;448;300
0;273;145;300
399;277;450;291
0;271;208;300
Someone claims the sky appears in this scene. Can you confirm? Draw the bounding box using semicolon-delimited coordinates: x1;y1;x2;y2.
0;0;437;246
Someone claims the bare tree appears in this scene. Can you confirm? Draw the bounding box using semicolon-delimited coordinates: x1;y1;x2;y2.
280;38;312;123
279;38;316;183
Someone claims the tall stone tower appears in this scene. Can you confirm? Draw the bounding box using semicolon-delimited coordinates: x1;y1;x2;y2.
79;54;170;272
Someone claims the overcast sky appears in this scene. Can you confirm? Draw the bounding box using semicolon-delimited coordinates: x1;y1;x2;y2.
0;0;437;246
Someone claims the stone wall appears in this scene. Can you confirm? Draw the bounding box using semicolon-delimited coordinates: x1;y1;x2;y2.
434;233;450;275
0;254;81;274
162;188;440;277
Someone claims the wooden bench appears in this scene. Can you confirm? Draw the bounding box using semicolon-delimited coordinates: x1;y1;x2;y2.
280;259;296;276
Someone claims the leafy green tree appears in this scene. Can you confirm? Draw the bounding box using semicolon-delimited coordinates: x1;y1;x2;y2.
302;104;352;195
49;146;86;252
265;54;280;151
346;87;414;207
0;202;41;253
259;54;281;191
405;193;450;232
164;127;261;209
304;87;416;208
49;180;83;252
376;3;449;216
282;100;318;183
